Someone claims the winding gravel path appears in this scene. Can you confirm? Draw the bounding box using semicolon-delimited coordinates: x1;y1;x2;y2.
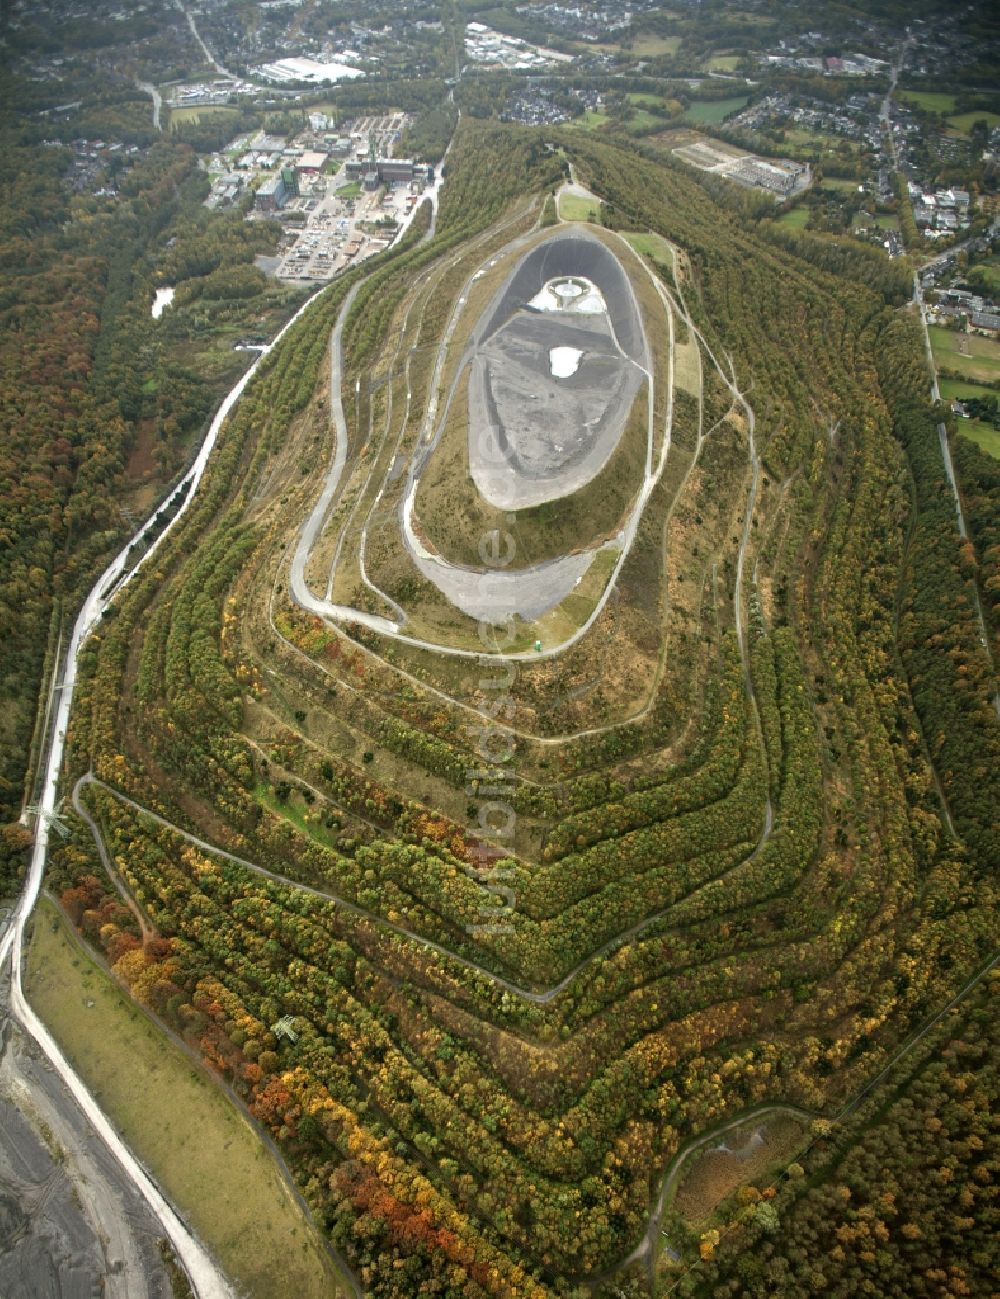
82;773;764;1007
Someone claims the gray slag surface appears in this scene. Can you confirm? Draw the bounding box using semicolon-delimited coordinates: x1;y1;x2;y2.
466;228;647;510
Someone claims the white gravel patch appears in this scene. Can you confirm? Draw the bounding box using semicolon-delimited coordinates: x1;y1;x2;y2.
550;346;583;377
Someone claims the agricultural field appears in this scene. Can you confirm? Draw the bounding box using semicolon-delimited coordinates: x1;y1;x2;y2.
43;119;999;1299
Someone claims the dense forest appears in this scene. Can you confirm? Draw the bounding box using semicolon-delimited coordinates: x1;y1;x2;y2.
685;974;997;1296
0;63;304;889
39;113;997;1299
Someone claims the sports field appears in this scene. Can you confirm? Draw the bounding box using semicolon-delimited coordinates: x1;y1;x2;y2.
929;325;1000;383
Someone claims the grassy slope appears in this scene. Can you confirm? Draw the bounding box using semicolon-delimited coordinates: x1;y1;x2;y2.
559;191;599;220
969;256;1000;294
25;898;351;1299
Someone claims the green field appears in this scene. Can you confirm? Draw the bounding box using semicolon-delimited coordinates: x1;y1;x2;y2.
938;377;1000;403
820;176;864;192
705;54;742;72
929;325;1000;383
559;191;600;221
629;34;681;56
26;899;351;1299
256;782;344;851
957;419;1000;459
852;211;900;234
628;108;665;131
168;105;241;126
629;92;664;108
947;109;1000;136
939;377;1000;459
968;256;1000;295
780;127;861;159
301;101;342;121
897;90;958;114
577;108;610;130
335;180;362;197
624;230;676;272
684;96;749;125
777;206;810;228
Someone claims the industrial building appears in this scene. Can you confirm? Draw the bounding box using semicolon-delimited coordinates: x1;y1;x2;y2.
296;150;329;174
344;157;434;188
255;166;299;212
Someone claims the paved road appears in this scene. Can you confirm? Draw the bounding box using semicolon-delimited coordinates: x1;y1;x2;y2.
913;273;999;716
135;81;162;131
173;0;234;77
879;38;911;171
